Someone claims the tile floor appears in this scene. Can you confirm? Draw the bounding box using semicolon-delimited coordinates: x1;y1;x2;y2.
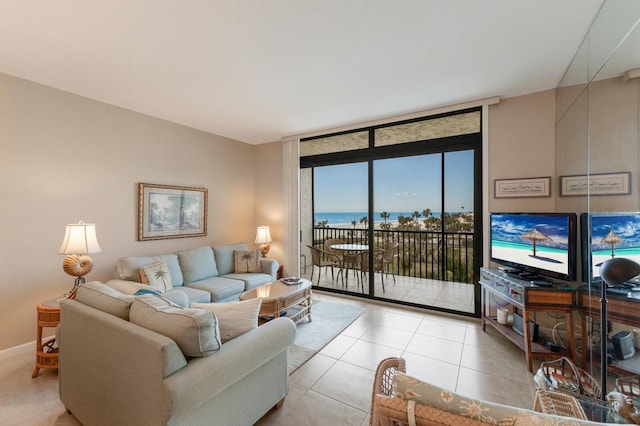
1;291;536;426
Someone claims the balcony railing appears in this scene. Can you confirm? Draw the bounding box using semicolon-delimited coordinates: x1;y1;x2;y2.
313;227;474;284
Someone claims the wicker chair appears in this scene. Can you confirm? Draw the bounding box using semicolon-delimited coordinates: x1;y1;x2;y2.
370;357;488;426
326;238;361;287
307;245;341;285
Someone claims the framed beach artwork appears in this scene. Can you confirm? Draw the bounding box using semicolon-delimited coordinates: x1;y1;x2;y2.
494;177;551;198
138;183;208;241
559;172;631;196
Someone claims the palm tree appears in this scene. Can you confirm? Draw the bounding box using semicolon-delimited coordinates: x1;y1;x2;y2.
360;216;368;228
422;208;432;230
240;251;256;271
412;211;421;230
153;267;169;290
316;220;328;228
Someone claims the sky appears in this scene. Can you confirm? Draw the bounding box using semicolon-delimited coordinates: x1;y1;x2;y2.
313;151;474;213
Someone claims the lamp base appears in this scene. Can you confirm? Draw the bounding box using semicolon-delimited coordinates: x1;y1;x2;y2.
64;276;86;300
259;244;270;258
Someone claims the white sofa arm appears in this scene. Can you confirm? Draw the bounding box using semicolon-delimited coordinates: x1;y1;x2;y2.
260;258;279;280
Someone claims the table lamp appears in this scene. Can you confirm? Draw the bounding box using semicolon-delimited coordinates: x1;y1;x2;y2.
255;226;272;258
598;257;640;396
58;221;102;299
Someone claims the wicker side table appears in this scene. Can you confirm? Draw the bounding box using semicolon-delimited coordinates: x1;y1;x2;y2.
533;389;588;420
32;300;61;378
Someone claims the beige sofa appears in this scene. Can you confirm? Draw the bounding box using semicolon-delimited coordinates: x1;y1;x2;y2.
107;242;278;305
370;358;612;426
59;281;296;426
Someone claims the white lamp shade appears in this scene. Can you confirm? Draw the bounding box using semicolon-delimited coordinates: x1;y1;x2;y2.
59;221;102;255
254;226;272;244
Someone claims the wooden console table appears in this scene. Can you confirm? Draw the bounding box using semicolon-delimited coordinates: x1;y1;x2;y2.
480;268;576;372
577;286;640;376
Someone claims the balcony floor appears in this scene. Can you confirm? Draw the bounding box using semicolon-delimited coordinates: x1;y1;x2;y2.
300;265;476;314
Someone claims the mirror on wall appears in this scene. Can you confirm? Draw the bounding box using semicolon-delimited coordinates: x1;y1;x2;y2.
555;0;640;395
556;0;640;254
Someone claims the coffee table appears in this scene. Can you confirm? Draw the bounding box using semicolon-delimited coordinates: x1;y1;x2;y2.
240;278;312;324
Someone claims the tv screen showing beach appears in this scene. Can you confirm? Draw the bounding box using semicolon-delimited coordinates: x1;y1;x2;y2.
582;213;640;282
490;213;576;280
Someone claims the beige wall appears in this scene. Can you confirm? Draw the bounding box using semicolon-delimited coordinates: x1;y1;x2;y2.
0;70;562;352
487;89;557;213
0;73;262;351
253;142;285;262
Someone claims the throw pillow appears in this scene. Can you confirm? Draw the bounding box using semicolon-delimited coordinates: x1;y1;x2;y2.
233;249;262;273
130;294;222;357
192;298;262;343
177;246;218;283
139;260;172;293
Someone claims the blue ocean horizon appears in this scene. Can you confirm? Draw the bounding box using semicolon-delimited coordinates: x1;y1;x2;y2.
315;211;444;227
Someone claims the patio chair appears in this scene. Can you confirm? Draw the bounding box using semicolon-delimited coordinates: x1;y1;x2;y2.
326;238;361;287
379;242;399;285
307;245;341;286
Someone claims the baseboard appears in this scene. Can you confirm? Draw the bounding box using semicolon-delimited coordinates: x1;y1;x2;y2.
0;341;33;361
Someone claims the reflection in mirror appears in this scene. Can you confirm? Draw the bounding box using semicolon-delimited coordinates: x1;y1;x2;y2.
557;37;589;122
588;0;640;80
555;0;640;398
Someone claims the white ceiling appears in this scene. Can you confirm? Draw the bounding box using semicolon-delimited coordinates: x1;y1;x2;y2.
0;0;604;144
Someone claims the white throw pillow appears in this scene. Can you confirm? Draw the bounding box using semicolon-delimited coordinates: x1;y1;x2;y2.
233;249;262;273
139;260;172;293
192;298;262;343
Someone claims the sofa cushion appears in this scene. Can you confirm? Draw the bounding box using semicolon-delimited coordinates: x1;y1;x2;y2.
222;273;273;291
233;249;262;273
139;260;172;293
186;276;245;302
115;254;184;286
129;294;221;357
76;281;135;320
213;242;248;276
192;298;262;343
393;372;519;424
177;246;218;284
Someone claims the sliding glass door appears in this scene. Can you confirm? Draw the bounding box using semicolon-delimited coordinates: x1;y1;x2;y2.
300;108;482;316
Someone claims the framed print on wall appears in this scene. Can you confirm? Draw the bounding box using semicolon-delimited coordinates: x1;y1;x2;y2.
494;176;551;198
559;172;631;196
138;183;208;241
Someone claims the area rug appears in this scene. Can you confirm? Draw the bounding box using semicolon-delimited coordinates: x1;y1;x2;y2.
288;301;365;374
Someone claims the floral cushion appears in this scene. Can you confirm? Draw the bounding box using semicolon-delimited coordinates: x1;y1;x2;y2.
392;372;519;425
392;373;603;426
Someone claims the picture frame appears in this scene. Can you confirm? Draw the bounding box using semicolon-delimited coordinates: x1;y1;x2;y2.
494;176;551;198
559;172;631;197
138;183;208;241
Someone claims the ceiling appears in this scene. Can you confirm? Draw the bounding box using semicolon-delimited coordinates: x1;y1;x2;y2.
0;1;605;144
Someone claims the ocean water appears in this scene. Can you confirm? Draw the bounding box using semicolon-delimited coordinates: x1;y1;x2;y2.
314;211;442;227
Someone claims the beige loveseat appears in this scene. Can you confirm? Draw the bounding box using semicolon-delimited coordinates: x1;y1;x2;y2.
107;242;278;305
370;358;612;426
59;281;296;426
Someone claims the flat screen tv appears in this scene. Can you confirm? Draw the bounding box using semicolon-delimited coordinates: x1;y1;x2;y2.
490;212;577;282
580;212;640;284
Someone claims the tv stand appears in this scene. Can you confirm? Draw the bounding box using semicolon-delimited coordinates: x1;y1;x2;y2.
480;268;576;372
501;268;553;286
